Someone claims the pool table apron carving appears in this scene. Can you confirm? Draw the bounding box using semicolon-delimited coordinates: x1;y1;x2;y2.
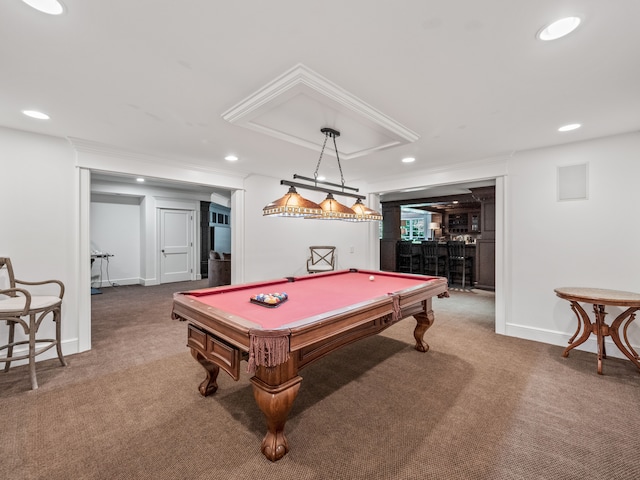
172;269;448;461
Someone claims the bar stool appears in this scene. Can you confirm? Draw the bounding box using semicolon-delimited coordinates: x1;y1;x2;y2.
397;241;421;273
0;257;66;389
421;240;446;276
446;241;474;289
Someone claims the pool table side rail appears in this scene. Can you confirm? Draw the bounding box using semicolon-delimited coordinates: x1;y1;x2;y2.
182;277;294;296
289;278;447;369
172;293;254;350
289;268;441;282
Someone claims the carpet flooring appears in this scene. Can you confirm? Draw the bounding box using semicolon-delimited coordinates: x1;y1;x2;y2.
1;280;639;479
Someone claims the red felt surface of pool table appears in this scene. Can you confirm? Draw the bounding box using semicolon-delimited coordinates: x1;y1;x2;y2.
185;269;437;329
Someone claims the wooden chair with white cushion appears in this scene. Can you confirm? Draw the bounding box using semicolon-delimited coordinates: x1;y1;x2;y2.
306;246;336;274
0;257;66;389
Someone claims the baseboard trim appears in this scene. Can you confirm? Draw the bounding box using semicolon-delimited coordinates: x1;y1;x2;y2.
93;277;140;288
504;322;638;361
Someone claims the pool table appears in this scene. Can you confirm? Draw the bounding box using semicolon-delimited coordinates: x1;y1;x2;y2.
172;269;448;461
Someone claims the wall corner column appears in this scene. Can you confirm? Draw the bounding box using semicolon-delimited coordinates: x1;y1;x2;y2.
230;188;245;285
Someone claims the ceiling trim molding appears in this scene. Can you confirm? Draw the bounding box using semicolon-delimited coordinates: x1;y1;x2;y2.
68;137;248;179
369;156;509;196
68;137;247;190
221;63;419;160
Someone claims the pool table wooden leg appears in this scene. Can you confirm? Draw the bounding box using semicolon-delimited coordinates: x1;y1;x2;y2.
251;365;303;462
190;348;220;396
413;300;435;352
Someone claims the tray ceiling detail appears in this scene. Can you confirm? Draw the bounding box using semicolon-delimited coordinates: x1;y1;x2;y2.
221;64;419;160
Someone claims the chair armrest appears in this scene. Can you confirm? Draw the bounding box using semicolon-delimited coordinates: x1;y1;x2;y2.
0;288;32;315
14;279;65;299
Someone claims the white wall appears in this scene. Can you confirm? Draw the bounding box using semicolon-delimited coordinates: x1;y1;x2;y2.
90;195;141;286
506;132;640;354
0;127;81;358
241;174;375;282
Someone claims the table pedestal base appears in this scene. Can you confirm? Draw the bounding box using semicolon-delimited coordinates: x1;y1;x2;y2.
562;300;640;374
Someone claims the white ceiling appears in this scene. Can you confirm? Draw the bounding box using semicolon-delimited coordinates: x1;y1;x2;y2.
2;1;639;194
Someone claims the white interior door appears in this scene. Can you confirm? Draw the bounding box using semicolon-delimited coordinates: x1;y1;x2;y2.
160;208;193;284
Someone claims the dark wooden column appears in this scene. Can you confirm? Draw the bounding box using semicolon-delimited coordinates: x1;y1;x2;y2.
200;201;212;278
380;203;401;271
471;187;495;290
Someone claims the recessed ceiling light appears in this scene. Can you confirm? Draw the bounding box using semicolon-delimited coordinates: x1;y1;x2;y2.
224;155;238;162
21;0;65;15
22;110;50;120
136;178;145;183
558;123;581;132
537;17;581;41
402;157;416;163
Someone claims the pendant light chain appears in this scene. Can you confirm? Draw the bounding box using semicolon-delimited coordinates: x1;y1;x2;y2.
313;129;346;190
313;133;330;183
332;133;346;189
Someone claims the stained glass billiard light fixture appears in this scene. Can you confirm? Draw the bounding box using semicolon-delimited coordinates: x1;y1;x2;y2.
262;128;383;221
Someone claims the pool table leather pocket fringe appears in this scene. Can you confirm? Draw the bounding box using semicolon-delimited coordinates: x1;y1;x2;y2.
388;294;401;323
248;329;290;374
